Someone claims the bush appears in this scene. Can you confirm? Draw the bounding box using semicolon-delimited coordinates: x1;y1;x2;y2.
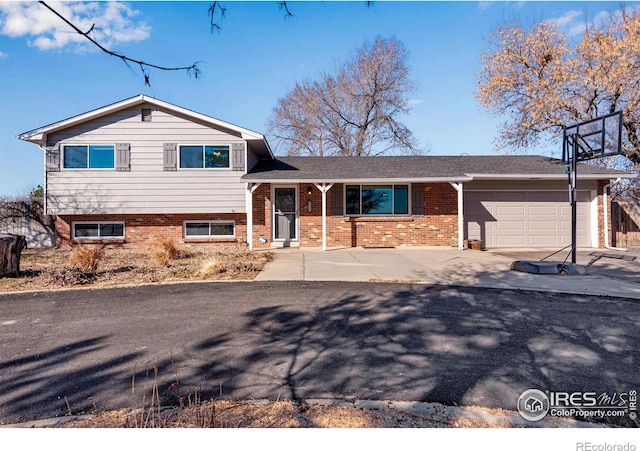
151;236;179;267
69;245;104;273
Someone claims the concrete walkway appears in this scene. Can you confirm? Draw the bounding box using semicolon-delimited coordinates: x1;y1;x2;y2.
255;246;640;299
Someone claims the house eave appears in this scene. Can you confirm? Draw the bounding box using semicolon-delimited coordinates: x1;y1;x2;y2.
465;173;637;180
241;176;474;184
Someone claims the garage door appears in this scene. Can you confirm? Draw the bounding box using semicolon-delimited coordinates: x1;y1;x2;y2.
464;191;592;248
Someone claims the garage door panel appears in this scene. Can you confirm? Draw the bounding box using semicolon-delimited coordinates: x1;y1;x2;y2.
529;205;558;215
529;221;558;231
496;206;525;215
464;191;592;248
496;220;526;231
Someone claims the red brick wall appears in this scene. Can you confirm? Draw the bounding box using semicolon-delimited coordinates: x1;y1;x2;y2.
251;183;272;249
598;179;607;248
294;182;459;248
56;213;247;248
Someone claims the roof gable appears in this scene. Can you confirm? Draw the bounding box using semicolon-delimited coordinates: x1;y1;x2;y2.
17;94;273;158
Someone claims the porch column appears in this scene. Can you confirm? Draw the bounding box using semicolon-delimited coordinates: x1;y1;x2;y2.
450;182;464;250
246;182;261;250
314;183;334;251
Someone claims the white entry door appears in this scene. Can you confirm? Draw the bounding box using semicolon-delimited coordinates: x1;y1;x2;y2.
273;186;298;241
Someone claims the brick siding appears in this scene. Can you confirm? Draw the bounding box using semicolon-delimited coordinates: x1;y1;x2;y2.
251;182;459;249
56;213;246;248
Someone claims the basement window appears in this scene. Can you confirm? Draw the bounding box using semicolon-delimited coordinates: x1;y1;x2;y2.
73;222;125;239
184;221;235;238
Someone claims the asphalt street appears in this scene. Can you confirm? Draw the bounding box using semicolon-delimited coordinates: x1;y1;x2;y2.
1;281;639;425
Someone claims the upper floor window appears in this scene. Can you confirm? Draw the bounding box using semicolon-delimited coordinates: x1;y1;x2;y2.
345;184;409;215
179;145;230;169
63;145;114;169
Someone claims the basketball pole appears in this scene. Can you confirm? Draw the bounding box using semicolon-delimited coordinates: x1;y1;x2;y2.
570;135;578;264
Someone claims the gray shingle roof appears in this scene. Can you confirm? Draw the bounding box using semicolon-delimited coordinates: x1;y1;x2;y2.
242;155;634;182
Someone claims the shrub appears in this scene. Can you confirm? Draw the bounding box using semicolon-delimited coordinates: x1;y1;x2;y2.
151;235;179;267
69;245;104;273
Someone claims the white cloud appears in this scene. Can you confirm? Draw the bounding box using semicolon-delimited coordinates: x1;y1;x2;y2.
0;1;151;51
0;50;6;59
407;98;423;106
545;10;586;36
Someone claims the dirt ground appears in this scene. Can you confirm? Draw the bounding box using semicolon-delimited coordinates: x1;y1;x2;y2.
0;246;273;293
49;399;563;428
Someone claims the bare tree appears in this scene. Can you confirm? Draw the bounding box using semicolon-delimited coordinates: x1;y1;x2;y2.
476;8;640;166
269;37;424;157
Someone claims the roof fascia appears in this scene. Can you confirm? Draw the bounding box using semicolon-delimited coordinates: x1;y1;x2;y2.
241;176;474;183
466;173;637;180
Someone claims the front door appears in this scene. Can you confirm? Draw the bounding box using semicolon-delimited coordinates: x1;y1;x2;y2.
273;186;298;241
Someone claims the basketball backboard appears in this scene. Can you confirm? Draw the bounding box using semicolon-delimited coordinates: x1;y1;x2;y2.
563;111;622;163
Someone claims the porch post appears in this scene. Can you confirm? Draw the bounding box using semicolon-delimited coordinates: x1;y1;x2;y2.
314;183;334;251
450;182;464;250
246;182;261;250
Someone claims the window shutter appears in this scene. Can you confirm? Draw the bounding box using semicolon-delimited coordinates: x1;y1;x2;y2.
45;143;60;172
163;143;177;171
232;143;245;171
411;183;425;215
331;183;344;216
115;143;131;172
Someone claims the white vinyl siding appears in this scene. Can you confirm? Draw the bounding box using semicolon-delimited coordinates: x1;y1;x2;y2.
45;104;248;215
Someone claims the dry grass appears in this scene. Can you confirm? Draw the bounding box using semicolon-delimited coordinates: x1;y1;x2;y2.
56;400;517;428
0;246;273;292
150;236;180;267
69;244;104;272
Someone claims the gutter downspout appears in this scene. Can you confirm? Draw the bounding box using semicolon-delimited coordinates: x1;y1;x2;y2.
603;178;627;251
39;135;48;216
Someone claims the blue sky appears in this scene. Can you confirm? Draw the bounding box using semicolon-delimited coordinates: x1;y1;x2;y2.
0;0;635;197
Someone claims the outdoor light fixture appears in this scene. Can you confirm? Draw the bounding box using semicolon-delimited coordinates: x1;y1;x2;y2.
307;186;312;196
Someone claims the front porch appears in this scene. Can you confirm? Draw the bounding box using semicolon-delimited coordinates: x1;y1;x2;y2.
245;182;464;251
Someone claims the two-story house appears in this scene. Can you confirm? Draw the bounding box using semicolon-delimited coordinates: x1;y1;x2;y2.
18;94;634;250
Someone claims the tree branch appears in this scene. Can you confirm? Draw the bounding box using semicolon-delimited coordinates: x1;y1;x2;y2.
39;1;202;86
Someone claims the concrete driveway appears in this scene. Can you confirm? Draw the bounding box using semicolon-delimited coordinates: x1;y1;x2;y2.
256;246;640;299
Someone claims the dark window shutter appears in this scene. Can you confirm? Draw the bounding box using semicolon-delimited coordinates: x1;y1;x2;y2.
45;143;60;172
115;143;131;172
411;183;425;215
331;183;344;216
232;143;245;171
163;143;177;171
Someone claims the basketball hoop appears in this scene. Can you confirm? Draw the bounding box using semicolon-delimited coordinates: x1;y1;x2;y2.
562;111;623;263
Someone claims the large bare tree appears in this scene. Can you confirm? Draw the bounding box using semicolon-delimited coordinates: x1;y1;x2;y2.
476;8;640;165
269;37;423;156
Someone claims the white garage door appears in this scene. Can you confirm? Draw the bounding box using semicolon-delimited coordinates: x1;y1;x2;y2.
464;191;592;248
